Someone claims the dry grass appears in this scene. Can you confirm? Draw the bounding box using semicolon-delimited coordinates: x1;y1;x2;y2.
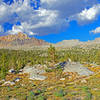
0;66;100;100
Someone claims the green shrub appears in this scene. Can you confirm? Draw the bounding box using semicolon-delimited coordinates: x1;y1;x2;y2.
27;91;35;100
5;96;10;100
81;86;89;92
37;96;46;100
48;45;57;64
36;89;42;94
54;89;65;97
85;92;92;100
45;68;53;72
0;70;6;79
81;86;92;100
7;87;11;92
56;65;62;69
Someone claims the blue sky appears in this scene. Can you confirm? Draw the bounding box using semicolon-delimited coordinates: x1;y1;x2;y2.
35;18;100;43
0;0;100;43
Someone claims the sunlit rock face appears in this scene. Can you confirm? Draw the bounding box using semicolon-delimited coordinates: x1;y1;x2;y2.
0;32;49;48
0;32;30;42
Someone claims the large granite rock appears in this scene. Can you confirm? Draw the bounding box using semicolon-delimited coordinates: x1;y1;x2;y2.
29;74;46;80
23;65;47;80
63;62;94;76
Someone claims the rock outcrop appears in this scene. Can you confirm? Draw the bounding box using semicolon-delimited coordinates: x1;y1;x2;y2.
22;65;47;80
0;33;49;48
63;62;94;76
0;32;29;42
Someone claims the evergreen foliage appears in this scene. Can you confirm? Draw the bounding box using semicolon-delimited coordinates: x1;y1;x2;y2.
0;47;100;79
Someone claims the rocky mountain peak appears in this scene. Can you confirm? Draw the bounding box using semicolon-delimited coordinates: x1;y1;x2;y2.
0;32;49;48
0;32;30;42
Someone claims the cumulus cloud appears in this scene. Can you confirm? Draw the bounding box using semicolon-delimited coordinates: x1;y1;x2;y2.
70;4;100;24
8;25;23;35
41;0;98;18
90;27;100;34
0;0;99;35
7;23;36;35
0;0;61;35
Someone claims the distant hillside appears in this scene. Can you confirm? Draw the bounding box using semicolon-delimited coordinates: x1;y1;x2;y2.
1;33;100;50
55;40;81;47
0;33;49;48
54;38;100;49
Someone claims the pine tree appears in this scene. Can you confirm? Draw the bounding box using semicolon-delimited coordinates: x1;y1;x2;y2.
48;45;57;66
95;50;100;65
0;53;6;79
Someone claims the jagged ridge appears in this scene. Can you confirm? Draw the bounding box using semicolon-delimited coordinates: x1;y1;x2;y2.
0;33;49;47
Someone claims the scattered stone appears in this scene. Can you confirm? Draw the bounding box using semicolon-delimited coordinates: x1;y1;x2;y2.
9;98;17;100
0;79;5;83
60;78;65;81
9;69;16;74
68;58;72;62
14;78;21;82
68;76;72;79
72;97;82;100
56;61;67;69
93;88;98;91
21;84;24;86
19;69;23;73
29;74;47;80
81;79;87;83
3;81;15;86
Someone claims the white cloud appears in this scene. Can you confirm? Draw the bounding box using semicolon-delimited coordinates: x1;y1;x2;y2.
41;0;98;18
41;0;57;5
0;0;99;35
70;4;100;24
8;25;23;34
8;22;37;35
90;27;100;34
31;8;58;28
0;0;60;35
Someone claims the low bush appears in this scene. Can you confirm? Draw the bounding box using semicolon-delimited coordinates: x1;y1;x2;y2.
27;91;35;100
54;89;65;97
